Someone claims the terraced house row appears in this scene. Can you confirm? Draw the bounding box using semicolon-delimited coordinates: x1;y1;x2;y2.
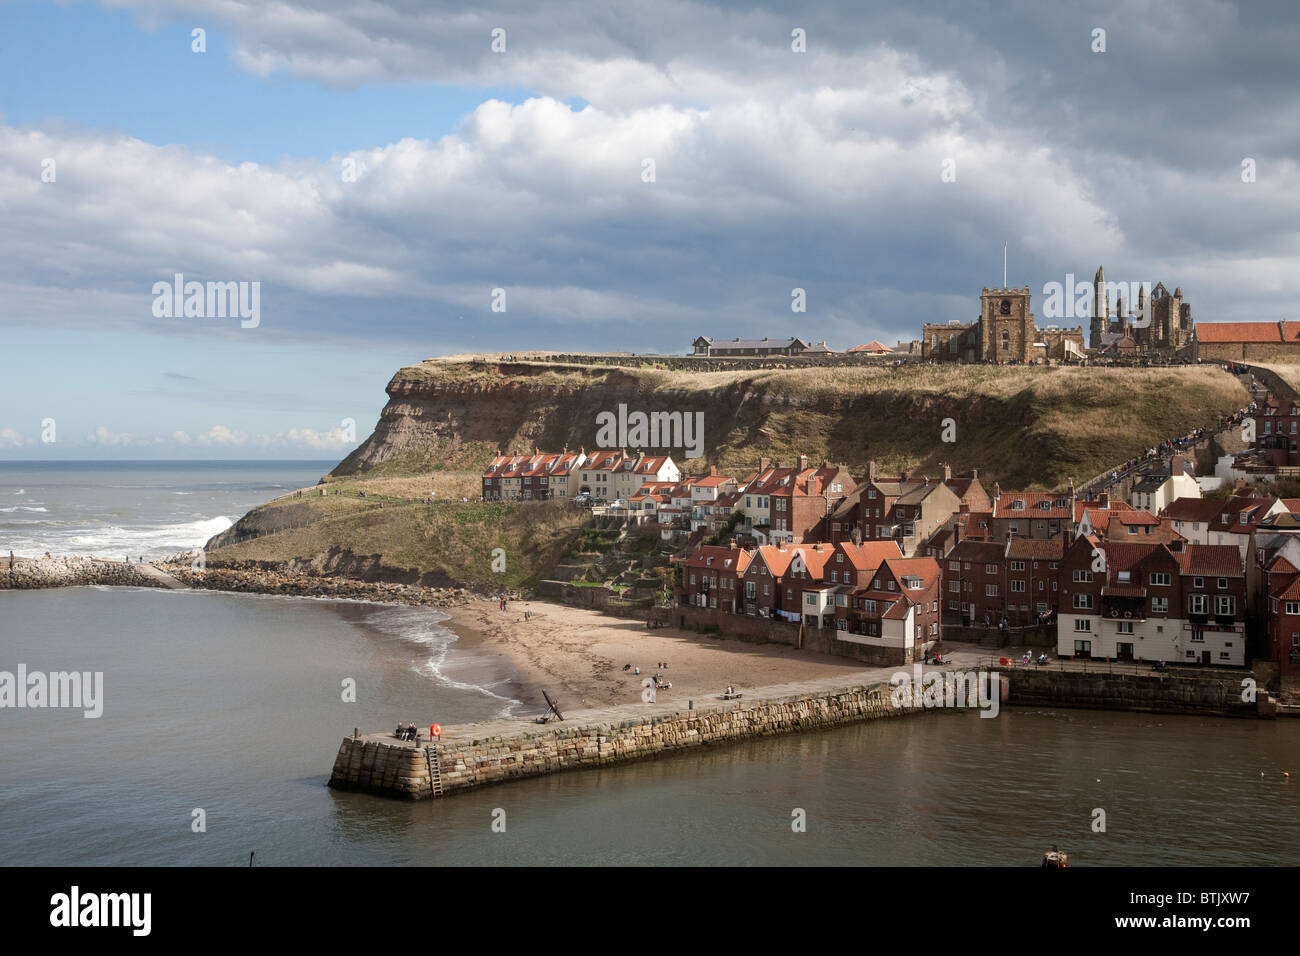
668;458;1300;678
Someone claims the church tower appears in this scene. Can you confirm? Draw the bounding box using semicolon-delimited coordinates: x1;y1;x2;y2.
979;286;1034;363
1090;266;1108;350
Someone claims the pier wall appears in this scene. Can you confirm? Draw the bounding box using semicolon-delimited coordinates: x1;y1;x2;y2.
1;556;168;590
1003;667;1258;716
329;680;921;800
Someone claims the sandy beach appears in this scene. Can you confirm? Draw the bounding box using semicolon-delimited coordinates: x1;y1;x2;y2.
443;598;997;713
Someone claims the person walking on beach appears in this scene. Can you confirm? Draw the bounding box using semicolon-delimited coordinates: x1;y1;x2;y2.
8;551;12;571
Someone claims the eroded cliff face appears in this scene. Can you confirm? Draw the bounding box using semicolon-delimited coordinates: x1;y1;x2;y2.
329;359;1248;490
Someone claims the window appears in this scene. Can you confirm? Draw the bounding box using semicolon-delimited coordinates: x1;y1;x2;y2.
1152;597;1168;614
1193;577;1204;588
948;600;959;611
948;561;960;571
1215;595;1235;616
1073;570;1093;583
1074;620;1091;633
949;581;960;593
1217;578;1228;589
985;564;998;574
1117;621;1133;634
836;593;847;607
868;490;877;499
1286;602;1300;615
1073;593;1093;609
1189;594;1208;615
806;594;816;606
1011;580;1025;593
1010;561;1026;572
746;582;756;599
986;584;999;597
1150;573;1170;586
1117;571;1131;583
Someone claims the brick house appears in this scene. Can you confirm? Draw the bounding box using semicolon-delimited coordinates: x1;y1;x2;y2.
1265;552;1300;683
942;539;1006;625
769;458;855;543
826;465;970;556
682;543;752;613
1003;536;1067;625
1057;536;1245;666
833;557;942;664
990;485;1077;540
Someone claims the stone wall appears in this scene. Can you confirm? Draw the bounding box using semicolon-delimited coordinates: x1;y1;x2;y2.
0;556;166;590
329;680;922;800
1003;667;1257;716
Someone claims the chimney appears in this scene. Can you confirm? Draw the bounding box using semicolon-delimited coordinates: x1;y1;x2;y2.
972;468;979;481
798;454;808;471
1099;491;1110;509
729;538;737;550
808;476;822;496
760;457;772;472
943;462;952;481
868;459;877;481
900;469;910;482
994;481;1002;498
709;464;718;477
1171;455;1185;476
954;519;962;545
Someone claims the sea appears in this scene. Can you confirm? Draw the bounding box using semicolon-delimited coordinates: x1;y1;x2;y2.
2;461;1298;866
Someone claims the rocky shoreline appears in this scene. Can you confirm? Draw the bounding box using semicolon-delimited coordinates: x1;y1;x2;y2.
1;552;477;608
1;555;170;590
158;557;474;608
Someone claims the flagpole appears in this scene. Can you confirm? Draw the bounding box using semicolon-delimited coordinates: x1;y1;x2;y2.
1003;242;1007;288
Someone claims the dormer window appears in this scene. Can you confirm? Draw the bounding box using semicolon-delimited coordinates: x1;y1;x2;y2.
1011;500;1025;511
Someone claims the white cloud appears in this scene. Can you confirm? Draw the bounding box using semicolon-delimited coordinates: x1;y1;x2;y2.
0;428;27;448
197;425;248;446
87;426;132;446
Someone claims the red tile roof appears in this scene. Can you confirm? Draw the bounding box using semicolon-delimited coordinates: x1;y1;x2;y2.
1177;545;1244;577
1196;321;1284;343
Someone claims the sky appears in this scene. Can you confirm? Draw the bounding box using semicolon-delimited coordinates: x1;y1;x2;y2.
0;0;1297;459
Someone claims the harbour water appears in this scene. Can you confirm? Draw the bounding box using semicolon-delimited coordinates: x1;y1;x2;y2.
2;463;1298;866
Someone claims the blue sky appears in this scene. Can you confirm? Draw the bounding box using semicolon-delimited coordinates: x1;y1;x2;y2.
1;0;1297;459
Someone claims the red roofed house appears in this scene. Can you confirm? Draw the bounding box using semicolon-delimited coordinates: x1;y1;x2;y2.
834;556;942;664
683;542;752;613
1057;536;1245;665
1196;320;1300;362
768;458;855;544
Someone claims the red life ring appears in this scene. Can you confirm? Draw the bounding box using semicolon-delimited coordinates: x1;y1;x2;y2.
431;723;442;739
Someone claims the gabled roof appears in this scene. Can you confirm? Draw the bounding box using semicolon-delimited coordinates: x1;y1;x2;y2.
994;491;1073;519
1196;322;1285;343
1177;545;1244;577
1162;496;1223;523
847;341;893;353
836;540;904;571
948;540;1005;562
684;545;752;574
1005;537;1068;560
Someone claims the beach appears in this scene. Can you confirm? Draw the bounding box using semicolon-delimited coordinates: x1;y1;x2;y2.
442;598;995;712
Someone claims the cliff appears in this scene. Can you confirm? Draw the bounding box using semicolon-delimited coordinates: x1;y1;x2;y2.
332;358;1249;489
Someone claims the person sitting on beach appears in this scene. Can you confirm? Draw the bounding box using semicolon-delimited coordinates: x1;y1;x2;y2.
633;666;640;675
395;724;404;737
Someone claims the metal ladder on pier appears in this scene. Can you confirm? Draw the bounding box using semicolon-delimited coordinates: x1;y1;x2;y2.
424;744;444;797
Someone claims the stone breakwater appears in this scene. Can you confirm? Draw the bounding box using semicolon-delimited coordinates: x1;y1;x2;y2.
162;561;472;609
329;677;925;800
1;556;169;590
